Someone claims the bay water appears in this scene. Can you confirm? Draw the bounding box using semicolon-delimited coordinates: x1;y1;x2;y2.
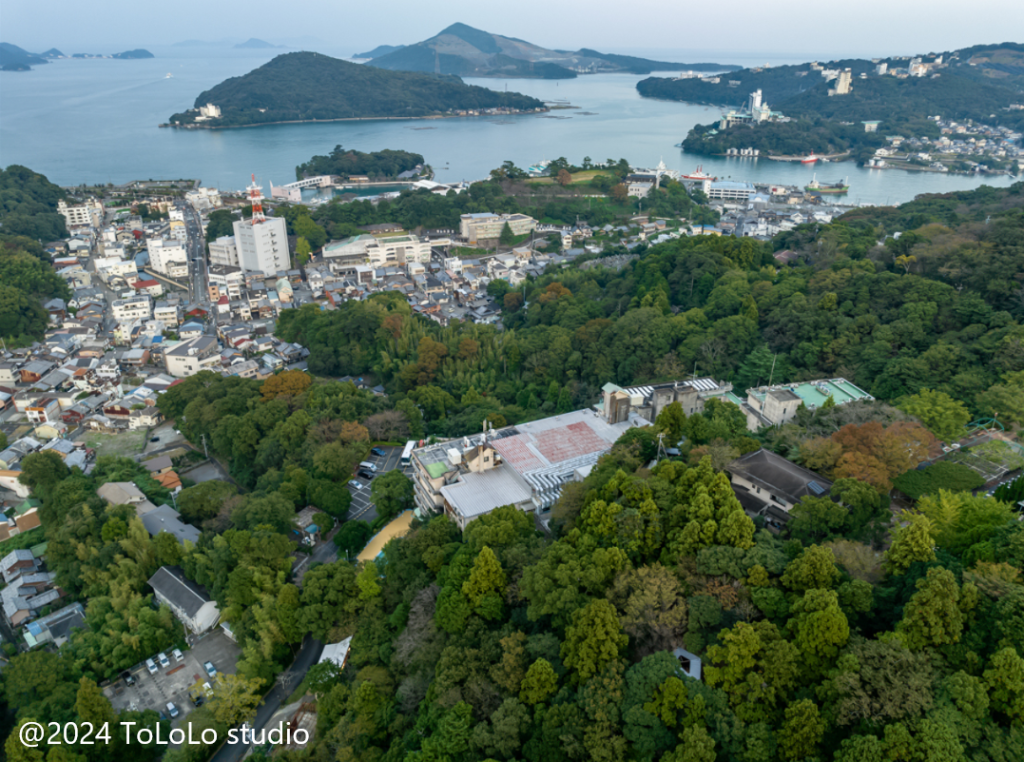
0;47;1016;205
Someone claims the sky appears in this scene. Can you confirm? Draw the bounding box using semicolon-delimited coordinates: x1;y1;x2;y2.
3;0;1023;62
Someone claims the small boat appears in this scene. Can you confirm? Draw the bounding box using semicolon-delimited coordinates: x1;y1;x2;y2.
681;165;717;181
165;73;173;78
801;154;819;164
805;174;849;194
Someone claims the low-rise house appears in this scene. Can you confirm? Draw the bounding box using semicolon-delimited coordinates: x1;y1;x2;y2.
23;602;86;648
728;448;833;527
147;565;220;634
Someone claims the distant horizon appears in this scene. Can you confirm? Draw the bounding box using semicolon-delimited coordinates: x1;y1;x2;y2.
5;36;1019;74
3;2;1021;68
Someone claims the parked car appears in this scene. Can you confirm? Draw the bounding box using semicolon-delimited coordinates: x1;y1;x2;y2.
167;702;179;719
371;447;386;457
150;437;160;442
204;661;217;679
348;480;362;490
358;470;375;480
146;658;158;675
172;648;184;663
121;670;136;686
158;652;170;669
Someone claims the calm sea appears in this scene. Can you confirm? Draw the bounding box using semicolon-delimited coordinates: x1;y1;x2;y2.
0;47;1016;206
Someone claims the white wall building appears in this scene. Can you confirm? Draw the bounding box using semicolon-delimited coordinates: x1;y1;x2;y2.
163;336;221;378
147;238;188;276
233;216;288;275
57;198;103;228
111;296;152;322
208;235;240;268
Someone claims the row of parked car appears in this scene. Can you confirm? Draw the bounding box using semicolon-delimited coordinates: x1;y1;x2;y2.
349;456;381;489
145;648;184;674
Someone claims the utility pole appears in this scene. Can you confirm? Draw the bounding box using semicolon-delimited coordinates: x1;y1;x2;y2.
201;434;208;459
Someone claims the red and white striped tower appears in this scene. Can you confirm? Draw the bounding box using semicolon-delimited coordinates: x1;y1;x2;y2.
246;173;265;224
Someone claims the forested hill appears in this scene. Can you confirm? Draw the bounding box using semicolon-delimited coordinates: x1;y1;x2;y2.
637;42;1024;131
276;180;1024;433
166;52;545;127
0;165;71;344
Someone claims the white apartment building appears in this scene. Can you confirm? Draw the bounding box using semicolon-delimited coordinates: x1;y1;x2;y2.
208;235;240;268
92;256;139;283
147;238;187;276
111;296;152;322
459;213;536;244
57;198;104;228
233;216;288;275
163;336;221;378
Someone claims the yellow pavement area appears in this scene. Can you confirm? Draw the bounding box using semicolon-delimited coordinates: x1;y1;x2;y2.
357;511;414;563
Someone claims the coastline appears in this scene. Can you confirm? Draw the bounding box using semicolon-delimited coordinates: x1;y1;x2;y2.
160;109;549;130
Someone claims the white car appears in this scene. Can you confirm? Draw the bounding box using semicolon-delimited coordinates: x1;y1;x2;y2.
167;702;179;718
158;652;170;669
172;648;184;663
348;480;362;490
146;658;158;675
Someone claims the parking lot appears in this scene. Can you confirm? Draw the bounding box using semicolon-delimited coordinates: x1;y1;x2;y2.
104;630;241;724
142;423;187;455
345;445;416;524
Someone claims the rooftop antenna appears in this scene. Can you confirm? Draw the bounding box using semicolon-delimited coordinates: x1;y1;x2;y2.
246;174;265;224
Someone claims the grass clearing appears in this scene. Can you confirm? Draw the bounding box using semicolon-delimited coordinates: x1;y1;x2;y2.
85;429;147;458
527;170;614;186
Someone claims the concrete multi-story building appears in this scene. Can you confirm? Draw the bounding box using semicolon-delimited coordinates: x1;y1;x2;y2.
459;213;536;244
209;235;240;268
146;238;187;276
111;295;152;322
830;68;853;96
737;378;874;430
233;216;289;275
322;233;432;272
411;405;650;530
207;265;245;301
163;336;220;378
57;198;103;228
598;377;732;424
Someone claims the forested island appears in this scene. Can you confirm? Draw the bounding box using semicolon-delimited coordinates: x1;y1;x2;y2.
364;22;737;79
112;49;154;59
166;52;546;128
295;146;425;181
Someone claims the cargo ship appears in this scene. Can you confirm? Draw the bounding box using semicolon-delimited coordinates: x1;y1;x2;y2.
806;174;850;194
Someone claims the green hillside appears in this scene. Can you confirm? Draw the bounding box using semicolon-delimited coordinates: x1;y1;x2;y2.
167;52;546;127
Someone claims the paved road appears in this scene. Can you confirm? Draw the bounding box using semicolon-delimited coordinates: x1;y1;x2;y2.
180;201;208;307
209;635;323;762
